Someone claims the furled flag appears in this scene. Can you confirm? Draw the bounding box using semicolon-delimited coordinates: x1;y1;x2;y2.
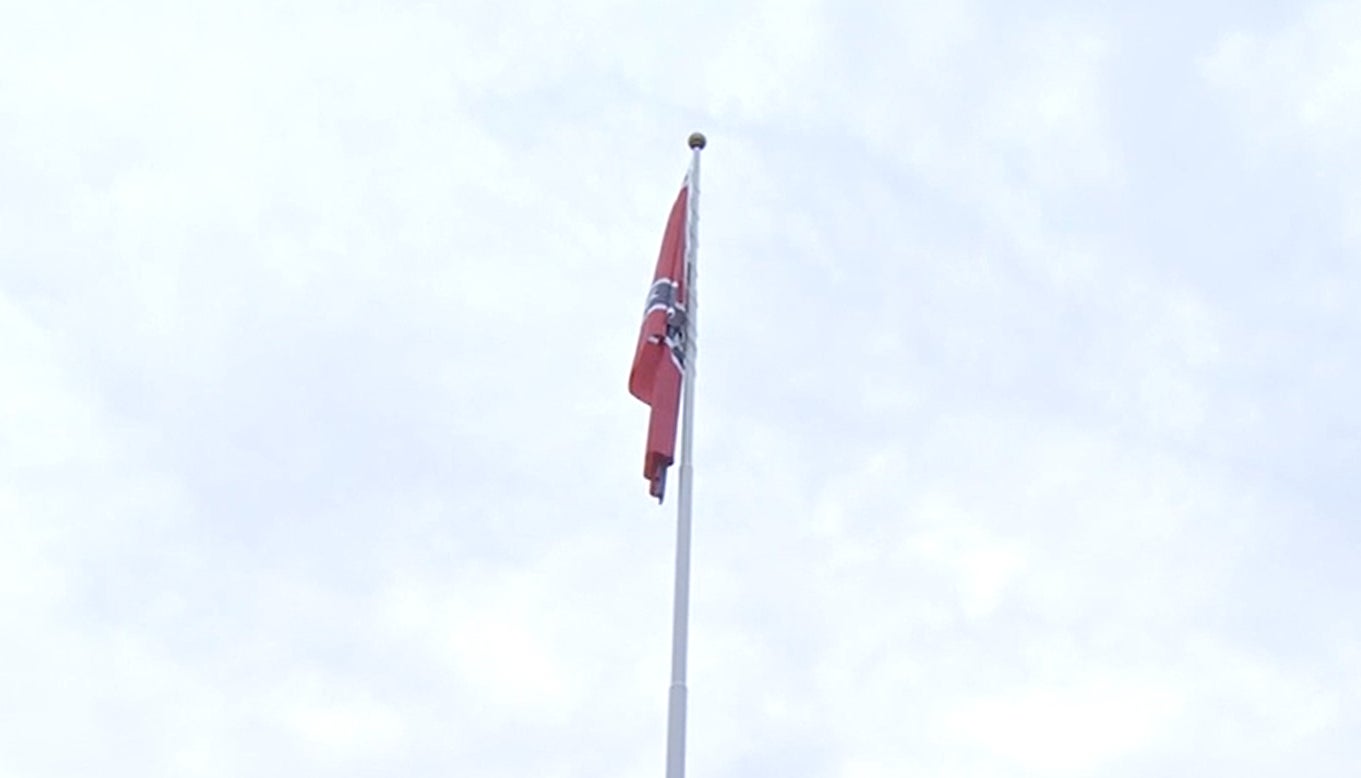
629;177;690;502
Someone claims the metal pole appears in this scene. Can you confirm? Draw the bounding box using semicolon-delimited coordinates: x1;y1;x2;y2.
666;131;705;778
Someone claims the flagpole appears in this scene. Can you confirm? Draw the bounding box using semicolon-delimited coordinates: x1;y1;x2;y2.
666;131;705;778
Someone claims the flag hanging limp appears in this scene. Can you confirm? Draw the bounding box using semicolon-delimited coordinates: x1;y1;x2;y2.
629;177;690;502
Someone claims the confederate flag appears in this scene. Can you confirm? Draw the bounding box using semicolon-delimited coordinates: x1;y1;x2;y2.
628;177;691;502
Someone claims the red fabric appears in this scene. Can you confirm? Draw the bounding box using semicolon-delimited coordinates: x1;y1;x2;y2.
629;181;689;501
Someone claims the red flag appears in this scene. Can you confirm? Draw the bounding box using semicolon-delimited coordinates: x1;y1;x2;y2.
629;179;690;501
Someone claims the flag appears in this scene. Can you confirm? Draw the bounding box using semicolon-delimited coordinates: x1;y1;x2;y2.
629;176;690;502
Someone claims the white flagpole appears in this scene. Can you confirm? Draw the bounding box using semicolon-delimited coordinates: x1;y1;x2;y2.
666;131;705;778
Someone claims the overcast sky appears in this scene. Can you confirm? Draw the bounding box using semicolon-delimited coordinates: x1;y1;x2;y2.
4;1;1361;776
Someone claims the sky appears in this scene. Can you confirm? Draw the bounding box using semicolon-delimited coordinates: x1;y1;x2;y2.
3;0;1361;775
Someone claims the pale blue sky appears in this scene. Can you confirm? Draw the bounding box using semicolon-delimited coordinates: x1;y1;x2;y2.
3;1;1361;776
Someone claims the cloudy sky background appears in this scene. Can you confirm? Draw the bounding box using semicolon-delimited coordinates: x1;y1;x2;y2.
4;0;1361;775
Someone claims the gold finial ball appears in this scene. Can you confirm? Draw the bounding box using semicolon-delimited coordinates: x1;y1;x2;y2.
688;132;707;149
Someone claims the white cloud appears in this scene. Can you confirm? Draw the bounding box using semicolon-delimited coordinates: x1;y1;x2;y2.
267;676;410;762
942;678;1184;774
1182;636;1341;754
1201;2;1361;242
1201;2;1361;150
4;0;1361;775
